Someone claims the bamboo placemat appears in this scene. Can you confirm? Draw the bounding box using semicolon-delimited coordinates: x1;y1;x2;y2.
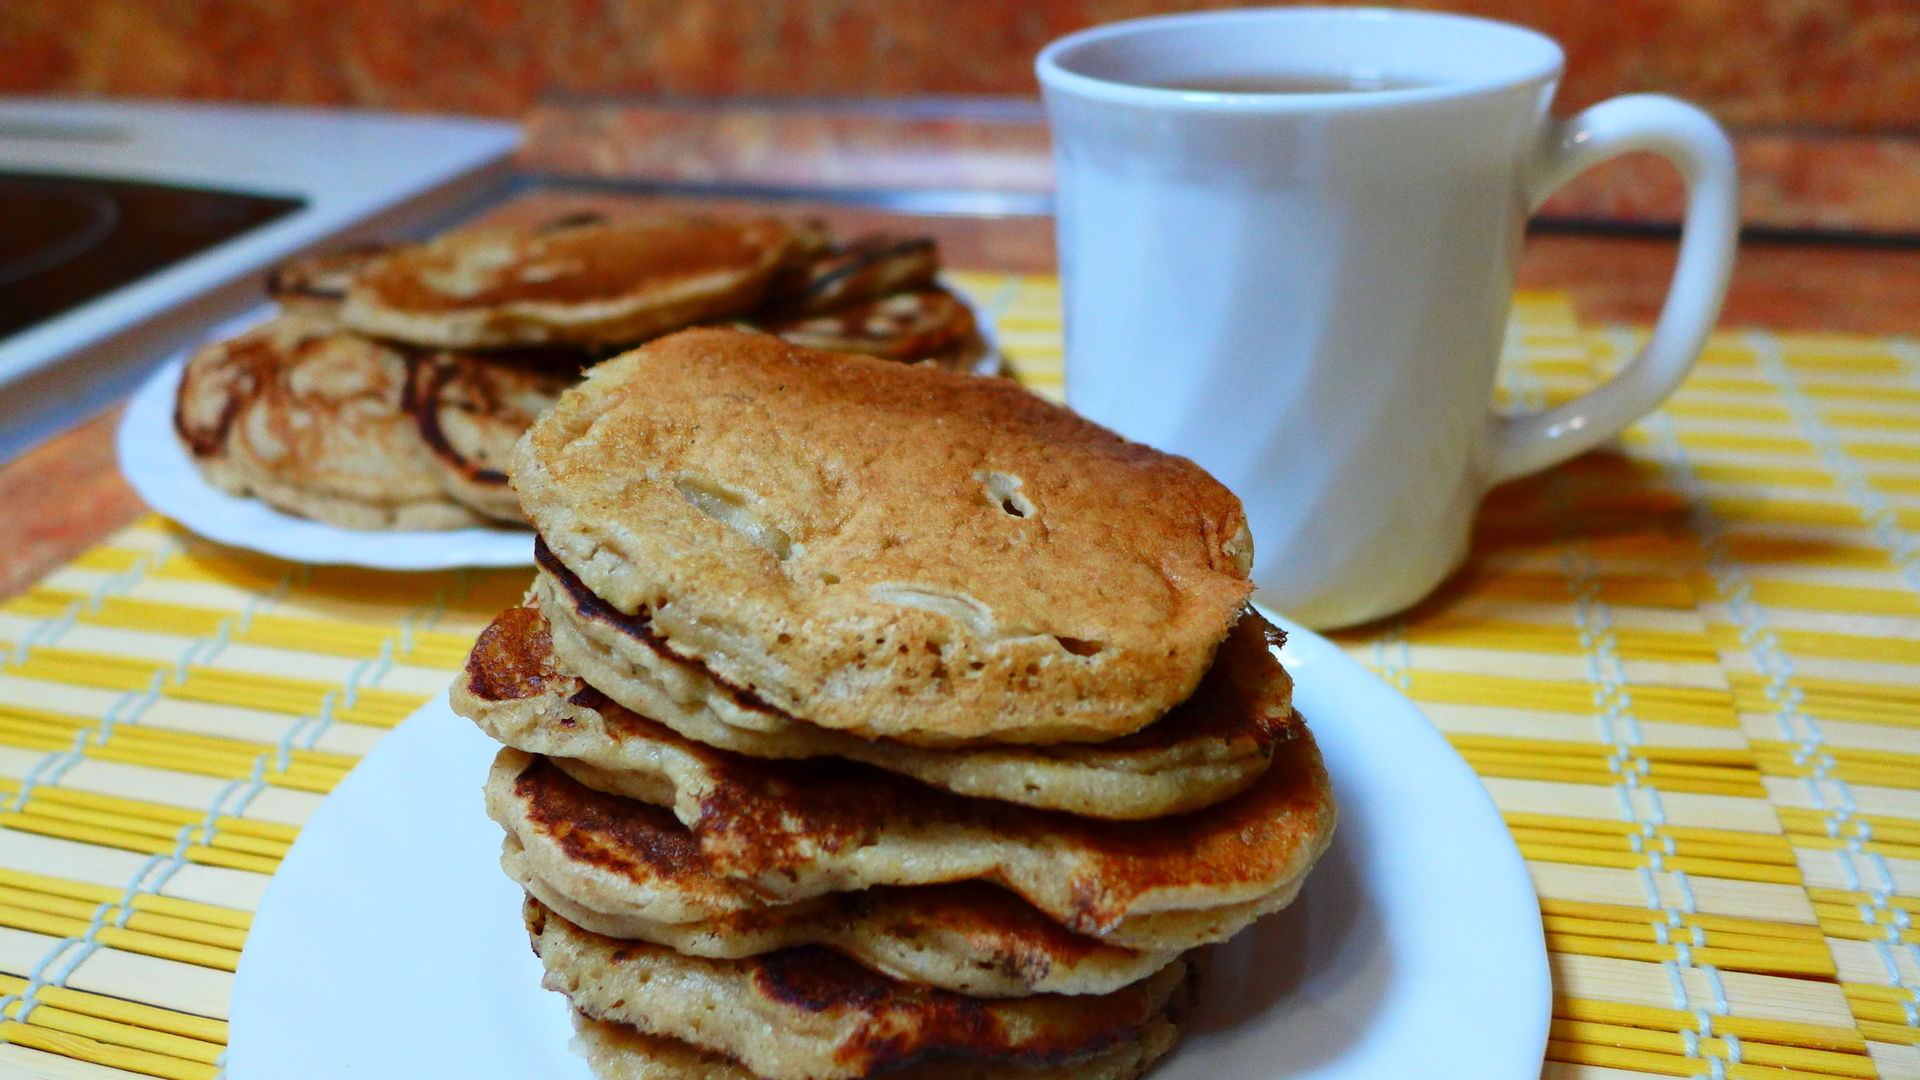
0;273;1913;1080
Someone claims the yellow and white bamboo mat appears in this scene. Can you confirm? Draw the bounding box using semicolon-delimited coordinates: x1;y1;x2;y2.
0;272;1913;1080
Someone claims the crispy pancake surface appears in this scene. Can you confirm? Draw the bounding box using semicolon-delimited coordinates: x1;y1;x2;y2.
568;1009;1184;1080
461;600;1292;819
173;315;483;530
513;328;1255;745
407;350;583;523
489;748;1178;996
266;245;388;320
527;897;1190;1080
755;287;977;363
341;215;792;348
546;720;1330;948
761;234;940;314
459;657;1334;947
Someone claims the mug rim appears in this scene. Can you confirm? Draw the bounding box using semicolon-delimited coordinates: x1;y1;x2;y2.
1035;6;1565;112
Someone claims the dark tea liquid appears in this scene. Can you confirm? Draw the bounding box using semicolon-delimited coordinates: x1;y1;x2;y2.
1150;74;1431;94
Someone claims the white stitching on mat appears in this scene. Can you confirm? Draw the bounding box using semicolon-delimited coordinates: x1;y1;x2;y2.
0;936;90;1024
1671;869;1699;915
1757;329;1920;590
0;533;305;1058
1744;329;1920;1031
1638;865;1665;909
1664;959;1692;1010
107;854;169;930
1643;326;1920;1037
1608;331;1772;1069
6;536;176;665
0;540;179;815
1370;625;1411;690
341;646;388;711
1543;334;1725;961
235;571;294;635
0;884;131;1027
3;728;89;814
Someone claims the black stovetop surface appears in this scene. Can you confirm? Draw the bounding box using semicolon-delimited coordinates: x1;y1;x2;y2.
0;172;302;343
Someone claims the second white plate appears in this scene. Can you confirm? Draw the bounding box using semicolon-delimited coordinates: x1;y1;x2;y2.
227;612;1549;1079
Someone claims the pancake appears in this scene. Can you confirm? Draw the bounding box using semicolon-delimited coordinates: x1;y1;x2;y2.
266;245;388;320
340;213;794;348
511;327;1255;746
568;1005;1183;1080
527;897;1192;1080
407;349;585;523
460;599;1292;820
760;235;940;315
173;314;484;530
476;683;1332;949
489;748;1179;997
753;288;979;365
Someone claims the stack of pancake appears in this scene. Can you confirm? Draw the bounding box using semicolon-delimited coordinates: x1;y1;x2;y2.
450;327;1338;1080
173;210;989;531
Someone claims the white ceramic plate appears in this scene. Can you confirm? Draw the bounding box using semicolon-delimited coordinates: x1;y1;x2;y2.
115;306;538;570
116;282;1001;571
228;612;1548;1080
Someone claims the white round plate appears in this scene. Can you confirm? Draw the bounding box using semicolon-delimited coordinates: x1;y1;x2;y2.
228;611;1548;1079
116;307;536;570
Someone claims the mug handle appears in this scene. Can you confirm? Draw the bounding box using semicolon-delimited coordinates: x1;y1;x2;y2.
1486;94;1740;485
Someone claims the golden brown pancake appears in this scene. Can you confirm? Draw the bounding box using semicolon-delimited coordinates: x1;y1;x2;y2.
459;600;1293;819
753;287;979;365
406;349;585;523
174;314;484;530
512;328;1255;746
341;213;794;348
760;234;940;314
266;245;389;320
468;676;1333;949
527;896;1192;1080
567;1004;1184;1080
489;748;1180;997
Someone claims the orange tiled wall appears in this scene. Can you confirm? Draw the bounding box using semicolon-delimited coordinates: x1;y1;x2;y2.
3;0;1917;130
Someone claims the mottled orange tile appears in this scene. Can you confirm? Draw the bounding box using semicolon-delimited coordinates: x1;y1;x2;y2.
522;101;1920;235
1540;133;1920;234
0;408;147;600
6;0;1920;129
522;101;1054;192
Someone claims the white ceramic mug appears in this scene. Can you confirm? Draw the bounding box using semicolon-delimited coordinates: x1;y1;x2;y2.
1038;8;1738;629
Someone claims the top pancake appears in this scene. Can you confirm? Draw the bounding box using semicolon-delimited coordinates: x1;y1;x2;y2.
340;213;793;349
513;328;1255;745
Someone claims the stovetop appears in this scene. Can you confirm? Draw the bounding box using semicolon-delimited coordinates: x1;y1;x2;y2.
0;172;302;343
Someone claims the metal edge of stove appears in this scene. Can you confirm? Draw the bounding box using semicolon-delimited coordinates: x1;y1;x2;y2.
508;170;1056;218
